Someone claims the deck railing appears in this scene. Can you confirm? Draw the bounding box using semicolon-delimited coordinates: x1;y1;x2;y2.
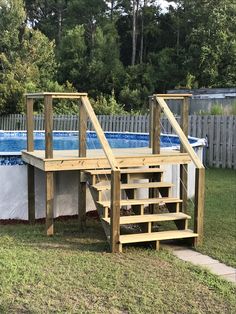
150;94;205;245
25;92;121;252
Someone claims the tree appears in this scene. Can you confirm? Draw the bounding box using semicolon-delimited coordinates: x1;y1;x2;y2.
57;25;87;91
0;0;60;114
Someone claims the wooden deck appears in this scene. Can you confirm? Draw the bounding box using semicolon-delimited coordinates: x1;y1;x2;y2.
22;148;192;171
23;92;204;252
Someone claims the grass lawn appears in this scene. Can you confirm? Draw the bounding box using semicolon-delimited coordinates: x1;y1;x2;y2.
193;168;236;267
0;168;235;313
0;219;235;313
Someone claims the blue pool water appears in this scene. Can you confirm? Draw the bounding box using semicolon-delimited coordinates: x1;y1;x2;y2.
0;131;198;153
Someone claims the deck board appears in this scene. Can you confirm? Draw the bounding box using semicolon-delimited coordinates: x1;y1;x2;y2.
21;148;191;172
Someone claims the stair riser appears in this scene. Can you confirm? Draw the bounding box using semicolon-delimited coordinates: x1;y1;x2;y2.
86;172;164;185
93;186;171;202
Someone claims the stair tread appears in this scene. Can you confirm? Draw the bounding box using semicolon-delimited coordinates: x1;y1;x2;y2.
84;168;164;175
120;230;198;244
98;197;182;207
93;182;174;191
103;212;191;224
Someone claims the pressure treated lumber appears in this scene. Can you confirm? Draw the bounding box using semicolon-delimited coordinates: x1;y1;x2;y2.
120;229;198;244
27;164;35;224
98;197;182;208
180;96;189;213
45;154;191;171
26;98;34;152
103;212;191;225
92;182;173;191
44;95;53;159
110;170;121;253
85;167;164;176
46;171;54;236
81;96;119;171
25;92;87;99
78;100;87;231
194;168;205;246
156;96;204;169
154;94;192;98
79;101;87;157
152;96;161;154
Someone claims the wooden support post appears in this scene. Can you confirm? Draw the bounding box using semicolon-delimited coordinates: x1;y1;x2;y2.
194;168;205;246
44;95;53;159
26;97;34;152
149;96;154;148
79;100;87;158
180;97;189;213
152;97;161;155
150;97;161;212
111;170;121;253
28;164;35;224
46;171;54;236
78;101;87;231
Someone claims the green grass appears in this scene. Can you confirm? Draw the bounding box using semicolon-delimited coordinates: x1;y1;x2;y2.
0;219;236;313
194;168;236;267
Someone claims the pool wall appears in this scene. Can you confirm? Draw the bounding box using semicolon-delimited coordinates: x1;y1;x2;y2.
0;147;204;220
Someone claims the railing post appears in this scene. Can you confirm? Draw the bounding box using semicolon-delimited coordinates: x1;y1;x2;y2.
44;95;53;159
78;99;87;231
111;169;121;253
180;96;189;212
152;97;161;155
149;96;153;148
150;97;161;213
44;95;54;235
26;97;34;152
194;168;205;246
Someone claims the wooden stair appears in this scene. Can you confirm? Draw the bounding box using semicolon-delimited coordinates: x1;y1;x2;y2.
120;230;198;249
102;212;191;224
86;167;198;252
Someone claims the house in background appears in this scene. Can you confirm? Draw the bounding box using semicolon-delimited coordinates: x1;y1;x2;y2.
166;88;236;114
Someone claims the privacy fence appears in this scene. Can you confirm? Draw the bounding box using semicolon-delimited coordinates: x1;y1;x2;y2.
0;114;235;169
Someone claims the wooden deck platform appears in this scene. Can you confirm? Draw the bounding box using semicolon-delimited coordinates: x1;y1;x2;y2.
23;92;204;252
22;148;192;171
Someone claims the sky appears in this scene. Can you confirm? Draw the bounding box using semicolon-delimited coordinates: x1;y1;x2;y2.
158;1;177;11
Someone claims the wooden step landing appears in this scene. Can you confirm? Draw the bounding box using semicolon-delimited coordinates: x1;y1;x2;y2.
84;167;164;175
120;230;198;244
103;212;190;225
98;197;182;208
93;182;173;191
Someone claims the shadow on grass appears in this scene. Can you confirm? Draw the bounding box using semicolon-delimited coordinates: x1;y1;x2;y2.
0;218;110;253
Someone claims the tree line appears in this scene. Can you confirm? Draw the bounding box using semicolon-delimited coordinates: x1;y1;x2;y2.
0;0;235;115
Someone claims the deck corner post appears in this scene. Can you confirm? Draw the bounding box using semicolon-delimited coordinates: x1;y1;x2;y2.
111;169;121;253
149;96;154;149
78;99;87;231
26;97;34;152
46;171;54;236
180;96;189;213
28;164;35;224
44;95;53;159
152;97;161;155
194;167;205;246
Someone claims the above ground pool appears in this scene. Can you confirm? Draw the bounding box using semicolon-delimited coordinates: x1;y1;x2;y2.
0;131;201;154
0;130;205;220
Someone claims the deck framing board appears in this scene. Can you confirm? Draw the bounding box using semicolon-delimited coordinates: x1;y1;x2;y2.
21;151;192;172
